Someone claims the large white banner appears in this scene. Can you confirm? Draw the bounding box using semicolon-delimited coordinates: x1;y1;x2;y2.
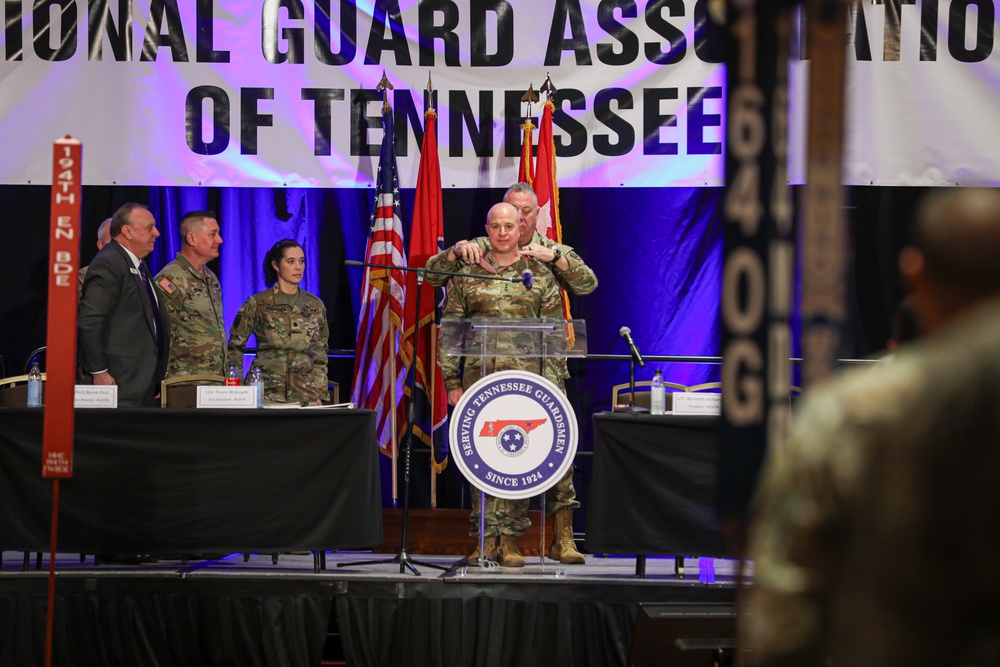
842;0;1000;186
0;0;725;188
1;1;997;188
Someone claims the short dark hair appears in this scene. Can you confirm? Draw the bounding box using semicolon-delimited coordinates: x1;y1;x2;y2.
264;239;303;286
110;203;150;237
914;188;1000;300
179;210;217;239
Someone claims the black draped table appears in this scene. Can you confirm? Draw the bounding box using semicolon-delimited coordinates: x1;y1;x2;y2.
0;408;381;554
586;412;727;561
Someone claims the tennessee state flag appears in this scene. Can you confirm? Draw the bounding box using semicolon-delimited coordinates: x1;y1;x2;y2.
401;106;449;472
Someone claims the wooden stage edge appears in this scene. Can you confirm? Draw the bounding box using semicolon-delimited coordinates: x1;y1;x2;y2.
373;508;553;556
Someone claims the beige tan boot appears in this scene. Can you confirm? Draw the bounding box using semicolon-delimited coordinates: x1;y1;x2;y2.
548;509;585;565
469;535;497;565
499;534;525;567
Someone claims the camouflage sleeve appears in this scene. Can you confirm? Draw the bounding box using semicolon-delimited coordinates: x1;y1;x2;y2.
226;296;257;361
439;282;466;390
153;271;185;319
740;392;848;665
424;236;492;287
537;236;598;296
312;303;330;401
424;248;460;287
535;270;567;386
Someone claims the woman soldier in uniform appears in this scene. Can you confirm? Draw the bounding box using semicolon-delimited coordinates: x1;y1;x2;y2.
227;239;329;405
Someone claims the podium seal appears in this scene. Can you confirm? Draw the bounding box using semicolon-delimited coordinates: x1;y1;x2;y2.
449;370;578;500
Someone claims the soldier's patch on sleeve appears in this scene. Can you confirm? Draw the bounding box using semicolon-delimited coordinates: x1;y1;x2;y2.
157;277;178;295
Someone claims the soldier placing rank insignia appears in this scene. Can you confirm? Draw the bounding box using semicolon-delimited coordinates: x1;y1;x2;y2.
154;211;227;379
439;201;583;567
227;239;330;405
432;187;595;567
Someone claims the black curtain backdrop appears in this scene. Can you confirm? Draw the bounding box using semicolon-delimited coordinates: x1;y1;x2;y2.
0;183;926;516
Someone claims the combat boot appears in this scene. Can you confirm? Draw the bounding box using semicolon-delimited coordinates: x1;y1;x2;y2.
548;509;585;564
499;534;525;567
469;535;497;565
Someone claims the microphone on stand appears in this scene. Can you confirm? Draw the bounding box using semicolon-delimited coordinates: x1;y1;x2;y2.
619;326;645;368
521;269;533;290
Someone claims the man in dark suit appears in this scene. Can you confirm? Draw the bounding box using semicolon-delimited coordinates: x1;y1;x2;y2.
79;203;170;407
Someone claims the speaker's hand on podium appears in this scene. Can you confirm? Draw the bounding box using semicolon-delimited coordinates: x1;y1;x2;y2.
448;388;464;406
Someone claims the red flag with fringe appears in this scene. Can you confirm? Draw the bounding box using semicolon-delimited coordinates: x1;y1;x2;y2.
533;99;574;324
401;107;449;472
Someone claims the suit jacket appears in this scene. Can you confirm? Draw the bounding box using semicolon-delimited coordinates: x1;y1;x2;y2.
78;240;170;407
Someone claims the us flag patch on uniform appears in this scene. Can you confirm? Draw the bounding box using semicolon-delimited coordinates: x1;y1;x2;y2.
157;278;177;295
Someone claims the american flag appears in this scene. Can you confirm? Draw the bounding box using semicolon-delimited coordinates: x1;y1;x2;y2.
351;104;407;457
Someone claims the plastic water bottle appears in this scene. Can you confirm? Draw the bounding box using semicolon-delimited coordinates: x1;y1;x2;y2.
225;362;241;387
26;361;42;407
650;369;666;415
249;366;263;408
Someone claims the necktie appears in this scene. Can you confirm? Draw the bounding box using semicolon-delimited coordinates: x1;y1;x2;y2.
138;262;165;352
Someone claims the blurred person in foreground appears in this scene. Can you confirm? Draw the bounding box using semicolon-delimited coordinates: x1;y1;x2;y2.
740;188;1000;666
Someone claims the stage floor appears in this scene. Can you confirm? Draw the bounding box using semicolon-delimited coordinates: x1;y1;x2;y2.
2;549;744;582
1;551;744;667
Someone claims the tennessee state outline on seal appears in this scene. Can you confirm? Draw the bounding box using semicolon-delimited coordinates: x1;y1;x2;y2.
449;370;578;500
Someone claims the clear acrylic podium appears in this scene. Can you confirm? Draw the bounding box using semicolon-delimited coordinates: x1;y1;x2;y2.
440;318;587;570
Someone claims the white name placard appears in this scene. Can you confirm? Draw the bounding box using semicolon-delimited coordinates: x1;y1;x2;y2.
196;386;257;409
673;393;721;415
74;385;118;408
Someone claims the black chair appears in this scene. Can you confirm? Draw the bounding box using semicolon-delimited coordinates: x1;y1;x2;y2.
24;346;46;374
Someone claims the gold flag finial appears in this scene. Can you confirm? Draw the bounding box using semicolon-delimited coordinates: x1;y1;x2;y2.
521;83;539;118
377;71;394;108
376;71;394;92
520;83;538;105
426;72;434;93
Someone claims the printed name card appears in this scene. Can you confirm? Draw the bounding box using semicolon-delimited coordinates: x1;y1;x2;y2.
74;385;118;408
196;386;257;409
673;393;721;415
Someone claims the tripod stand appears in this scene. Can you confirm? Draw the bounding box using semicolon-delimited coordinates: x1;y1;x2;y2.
339;260;527;575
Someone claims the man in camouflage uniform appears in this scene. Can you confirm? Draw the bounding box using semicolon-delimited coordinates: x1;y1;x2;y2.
154;211;226;378
741;188;1000;666
77;218;112;301
439;202;564;567
428;183;596;565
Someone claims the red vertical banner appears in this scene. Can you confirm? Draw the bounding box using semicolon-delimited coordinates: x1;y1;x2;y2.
42;137;82;479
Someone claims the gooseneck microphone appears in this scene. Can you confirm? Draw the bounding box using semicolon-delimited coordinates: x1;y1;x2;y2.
521;269;533;290
619;326;645;368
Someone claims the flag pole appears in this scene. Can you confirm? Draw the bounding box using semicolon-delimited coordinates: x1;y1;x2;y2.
429;324;437;508
389;343;399;505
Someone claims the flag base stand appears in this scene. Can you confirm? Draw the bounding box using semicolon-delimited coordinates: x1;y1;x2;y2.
339;267;451;576
337;415;448;576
